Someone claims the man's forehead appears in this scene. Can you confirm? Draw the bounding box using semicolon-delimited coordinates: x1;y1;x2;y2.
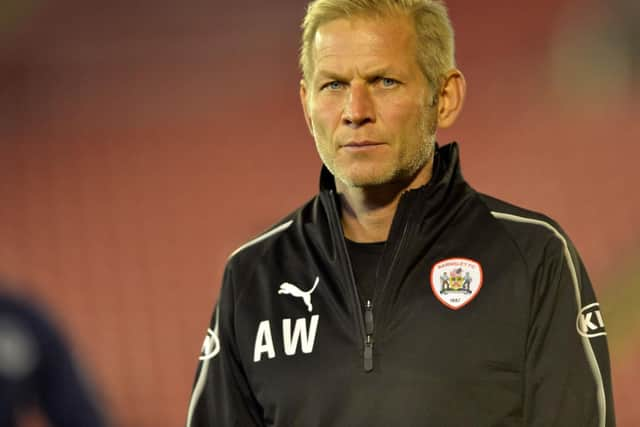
311;16;416;70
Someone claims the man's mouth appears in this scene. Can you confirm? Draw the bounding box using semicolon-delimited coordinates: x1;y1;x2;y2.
341;140;385;149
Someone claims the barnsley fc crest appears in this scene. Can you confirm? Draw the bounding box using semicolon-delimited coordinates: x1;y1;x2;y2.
430;258;483;310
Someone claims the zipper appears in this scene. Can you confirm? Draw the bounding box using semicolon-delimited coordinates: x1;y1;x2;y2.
325;191;369;372
364;299;374;372
371;196;412;321
375;218;410;306
364;221;407;373
324;189;411;373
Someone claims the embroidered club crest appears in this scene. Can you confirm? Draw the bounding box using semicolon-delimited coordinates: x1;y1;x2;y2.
430;258;483;310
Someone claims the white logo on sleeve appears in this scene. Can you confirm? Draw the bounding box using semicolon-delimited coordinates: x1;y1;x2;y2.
278;276;319;312
199;327;220;361
576;302;606;338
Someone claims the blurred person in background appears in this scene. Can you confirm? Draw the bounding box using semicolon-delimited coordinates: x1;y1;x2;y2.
0;282;108;427
187;0;615;426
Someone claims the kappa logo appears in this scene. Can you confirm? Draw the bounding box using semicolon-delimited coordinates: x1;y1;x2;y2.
278;276;319;312
576;303;607;338
430;258;483;310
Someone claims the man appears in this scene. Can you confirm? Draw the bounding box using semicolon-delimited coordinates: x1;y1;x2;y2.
187;0;615;426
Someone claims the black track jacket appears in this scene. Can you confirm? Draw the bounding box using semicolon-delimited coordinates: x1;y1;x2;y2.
187;143;615;427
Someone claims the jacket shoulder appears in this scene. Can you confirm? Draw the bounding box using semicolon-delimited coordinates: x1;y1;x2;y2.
224;195;320;271
476;193;576;263
219;195;324;305
479;193;568;235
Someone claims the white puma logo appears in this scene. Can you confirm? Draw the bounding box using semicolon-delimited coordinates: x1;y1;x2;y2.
278;276;319;312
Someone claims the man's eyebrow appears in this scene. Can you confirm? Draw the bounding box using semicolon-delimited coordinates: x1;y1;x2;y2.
315;66;397;80
362;65;399;77
314;69;347;80
370;67;394;76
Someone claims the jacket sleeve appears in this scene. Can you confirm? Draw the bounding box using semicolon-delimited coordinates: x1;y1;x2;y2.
524;235;615;427
186;267;264;427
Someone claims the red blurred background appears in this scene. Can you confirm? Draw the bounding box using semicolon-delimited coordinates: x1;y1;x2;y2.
1;0;639;425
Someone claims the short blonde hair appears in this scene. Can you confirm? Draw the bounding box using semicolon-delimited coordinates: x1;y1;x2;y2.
300;0;455;91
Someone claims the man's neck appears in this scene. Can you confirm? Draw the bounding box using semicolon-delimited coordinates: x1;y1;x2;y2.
337;160;434;243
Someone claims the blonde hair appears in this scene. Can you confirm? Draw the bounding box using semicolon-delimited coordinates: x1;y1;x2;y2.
300;0;455;91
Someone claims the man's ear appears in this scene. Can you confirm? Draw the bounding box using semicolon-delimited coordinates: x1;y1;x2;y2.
436;69;466;129
299;79;314;136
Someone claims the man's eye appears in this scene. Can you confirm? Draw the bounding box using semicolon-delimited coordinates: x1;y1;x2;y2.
381;78;397;87
323;81;344;90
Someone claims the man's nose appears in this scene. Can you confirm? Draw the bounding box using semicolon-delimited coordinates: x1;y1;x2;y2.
342;84;375;128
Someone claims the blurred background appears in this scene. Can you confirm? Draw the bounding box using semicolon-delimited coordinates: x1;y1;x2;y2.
1;0;638;425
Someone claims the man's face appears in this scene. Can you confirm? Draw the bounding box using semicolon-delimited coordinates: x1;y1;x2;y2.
301;14;438;189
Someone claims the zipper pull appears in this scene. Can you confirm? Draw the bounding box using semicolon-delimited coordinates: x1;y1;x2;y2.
364;336;373;372
364;300;374;335
364;300;374;372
